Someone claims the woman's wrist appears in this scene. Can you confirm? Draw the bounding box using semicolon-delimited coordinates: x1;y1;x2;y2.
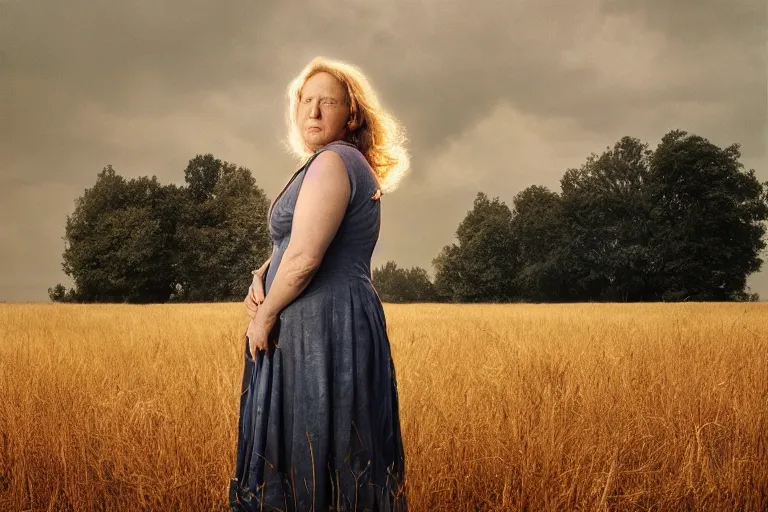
256;302;279;323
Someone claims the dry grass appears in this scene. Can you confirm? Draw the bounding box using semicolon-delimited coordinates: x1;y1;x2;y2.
1;301;766;511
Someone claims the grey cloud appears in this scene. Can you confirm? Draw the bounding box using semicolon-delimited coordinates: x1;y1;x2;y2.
602;0;765;44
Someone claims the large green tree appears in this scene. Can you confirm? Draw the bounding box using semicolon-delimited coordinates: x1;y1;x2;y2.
55;154;272;303
645;130;768;301
60;165;182;303
432;130;767;303
510;185;569;302
173;154;271;302
558;136;657;301
432;192;521;302
372;261;437;303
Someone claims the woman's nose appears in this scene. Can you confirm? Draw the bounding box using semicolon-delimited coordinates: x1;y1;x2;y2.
309;102;320;118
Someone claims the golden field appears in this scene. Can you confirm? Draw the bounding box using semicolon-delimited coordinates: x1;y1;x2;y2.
1;301;766;511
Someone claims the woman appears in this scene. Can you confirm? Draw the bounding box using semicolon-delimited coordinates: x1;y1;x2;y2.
229;56;410;512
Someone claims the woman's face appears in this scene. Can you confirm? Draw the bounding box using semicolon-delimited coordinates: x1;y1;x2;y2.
297;71;351;152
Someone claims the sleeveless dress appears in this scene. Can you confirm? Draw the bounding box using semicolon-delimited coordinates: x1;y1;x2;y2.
229;140;408;512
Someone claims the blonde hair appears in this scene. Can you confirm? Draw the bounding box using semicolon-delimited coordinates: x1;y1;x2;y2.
284;56;410;194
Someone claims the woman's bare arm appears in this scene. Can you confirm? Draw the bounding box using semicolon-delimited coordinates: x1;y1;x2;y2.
257;150;350;321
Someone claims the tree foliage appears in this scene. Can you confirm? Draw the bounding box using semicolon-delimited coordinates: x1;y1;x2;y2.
372;261;437;303
644;131;768;301
173;155;271;302
557;136;657;301
433;130;767;303
60;166;180;303
55;155;270;303
510;185;569;302
51;130;767;304
432;193;521;302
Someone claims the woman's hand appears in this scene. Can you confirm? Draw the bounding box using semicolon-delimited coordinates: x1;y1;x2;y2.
245;308;276;360
244;273;266;319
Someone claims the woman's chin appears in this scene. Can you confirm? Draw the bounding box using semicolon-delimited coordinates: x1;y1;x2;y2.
303;138;328;151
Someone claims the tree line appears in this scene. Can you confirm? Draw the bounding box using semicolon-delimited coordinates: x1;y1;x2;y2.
50;130;768;303
49;154;271;303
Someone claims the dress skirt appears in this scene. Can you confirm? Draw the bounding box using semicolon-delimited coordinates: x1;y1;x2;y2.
230;276;407;512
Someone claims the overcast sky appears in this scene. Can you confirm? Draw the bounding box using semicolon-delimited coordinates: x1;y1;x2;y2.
1;0;766;302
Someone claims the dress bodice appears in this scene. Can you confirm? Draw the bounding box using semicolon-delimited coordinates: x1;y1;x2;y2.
264;141;382;294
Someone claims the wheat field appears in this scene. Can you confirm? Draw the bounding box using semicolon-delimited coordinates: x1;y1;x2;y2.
0;301;766;511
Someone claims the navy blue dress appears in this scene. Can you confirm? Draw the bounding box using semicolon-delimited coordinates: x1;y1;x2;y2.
230;140;408;511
